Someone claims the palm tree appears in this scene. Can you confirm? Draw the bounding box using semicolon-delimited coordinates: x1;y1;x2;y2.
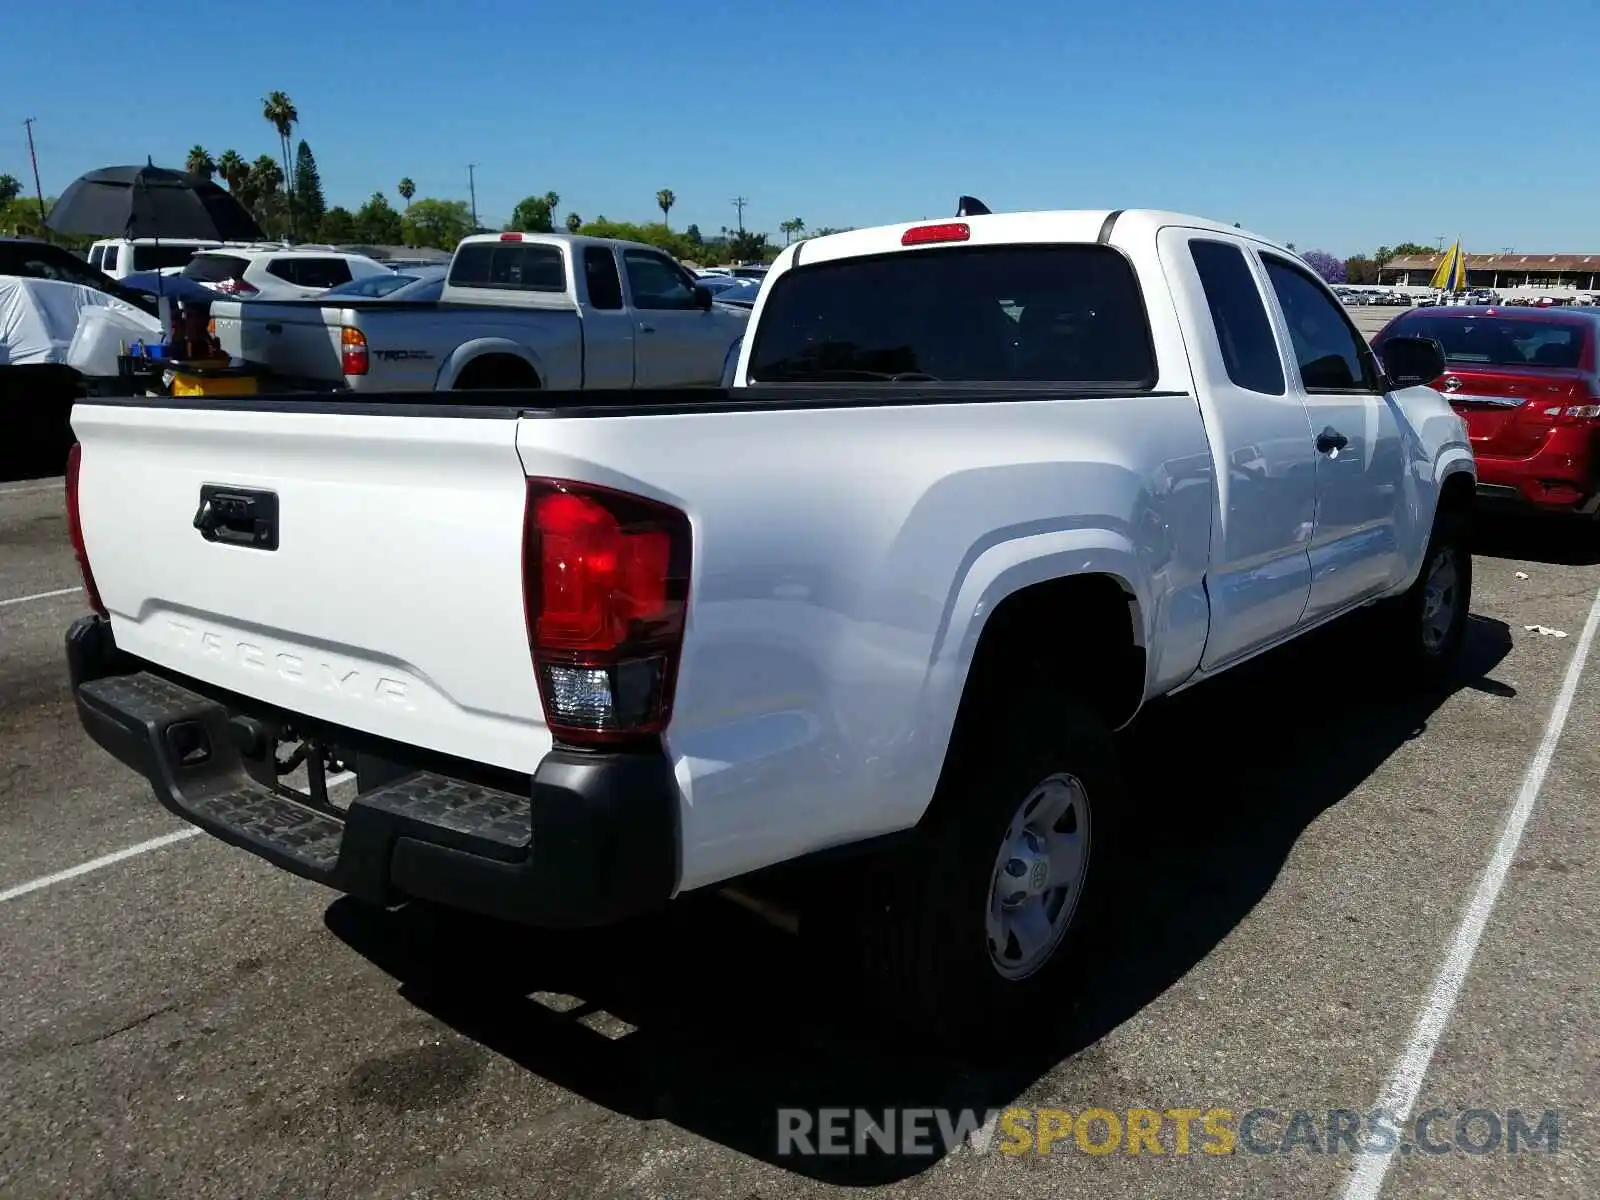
397;177;415;209
543;191;560;216
656;189;676;228
185;146;215;180
262;91;299;231
779;217;806;245
216;150;247;192
565;212;582;233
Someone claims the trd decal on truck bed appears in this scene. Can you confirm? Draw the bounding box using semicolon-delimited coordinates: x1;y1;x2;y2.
374;349;435;361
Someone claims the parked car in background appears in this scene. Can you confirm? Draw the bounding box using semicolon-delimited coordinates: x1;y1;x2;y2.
319;265;447;300
0;237;157;316
209;233;748;391
88;238;221;279
182;248;392;300
1373;305;1600;518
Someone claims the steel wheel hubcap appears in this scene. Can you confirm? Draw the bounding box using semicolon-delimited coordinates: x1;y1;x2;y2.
986;773;1091;981
1420;547;1459;654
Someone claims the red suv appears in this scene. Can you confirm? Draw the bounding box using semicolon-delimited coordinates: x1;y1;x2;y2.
1372;306;1600;517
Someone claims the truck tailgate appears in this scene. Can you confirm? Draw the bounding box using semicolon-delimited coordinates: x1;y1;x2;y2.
212;300;345;381
71;401;551;773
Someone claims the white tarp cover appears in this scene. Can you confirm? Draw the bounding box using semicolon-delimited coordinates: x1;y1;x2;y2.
0;277;159;368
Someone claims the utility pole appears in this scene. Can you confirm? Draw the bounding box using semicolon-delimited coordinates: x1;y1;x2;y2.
1435;236;1446;252
731;196;747;234
467;163;479;230
23;117;47;227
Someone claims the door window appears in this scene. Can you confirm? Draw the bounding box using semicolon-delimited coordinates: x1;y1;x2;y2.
623;250;699;310
1262;255;1381;393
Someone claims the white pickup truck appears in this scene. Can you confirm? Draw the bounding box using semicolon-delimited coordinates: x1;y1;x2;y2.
65;206;1475;1044
208;232;749;390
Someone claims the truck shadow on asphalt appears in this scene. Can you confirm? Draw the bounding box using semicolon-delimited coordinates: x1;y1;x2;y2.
326;610;1513;1185
1471;512;1600;568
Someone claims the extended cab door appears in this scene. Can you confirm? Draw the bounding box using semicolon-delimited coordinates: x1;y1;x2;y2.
620;247;744;386
1257;252;1407;620
574;245;636;388
1157;229;1318;669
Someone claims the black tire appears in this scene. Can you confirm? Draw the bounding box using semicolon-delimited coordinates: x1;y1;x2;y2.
1382;506;1472;687
844;688;1125;1050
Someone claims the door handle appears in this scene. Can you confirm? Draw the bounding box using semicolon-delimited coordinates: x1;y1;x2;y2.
1316;427;1349;454
639;323;656;334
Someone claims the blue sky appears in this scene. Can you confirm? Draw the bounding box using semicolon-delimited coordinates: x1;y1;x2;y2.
4;0;1597;256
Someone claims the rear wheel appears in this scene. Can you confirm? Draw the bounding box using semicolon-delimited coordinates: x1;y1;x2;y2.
844;688;1124;1049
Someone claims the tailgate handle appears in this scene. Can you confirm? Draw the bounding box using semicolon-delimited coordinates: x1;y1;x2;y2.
194;485;279;551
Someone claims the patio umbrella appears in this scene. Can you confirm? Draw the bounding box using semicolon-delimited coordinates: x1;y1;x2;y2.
46;159;263;242
1430;238;1469;294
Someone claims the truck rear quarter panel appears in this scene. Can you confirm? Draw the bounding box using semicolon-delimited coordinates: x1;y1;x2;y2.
516;393;1214;891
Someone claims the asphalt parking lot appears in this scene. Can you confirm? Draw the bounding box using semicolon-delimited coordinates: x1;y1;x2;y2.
2;463;1597;1200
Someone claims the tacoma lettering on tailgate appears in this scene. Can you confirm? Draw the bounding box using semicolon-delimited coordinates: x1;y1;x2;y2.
165;619;414;709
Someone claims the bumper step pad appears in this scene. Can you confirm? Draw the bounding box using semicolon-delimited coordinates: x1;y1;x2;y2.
75;671;531;890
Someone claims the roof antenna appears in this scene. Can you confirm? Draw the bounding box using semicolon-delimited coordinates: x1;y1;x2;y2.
956;195;990;217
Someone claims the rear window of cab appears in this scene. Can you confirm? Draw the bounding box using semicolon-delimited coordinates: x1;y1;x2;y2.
746;243;1157;386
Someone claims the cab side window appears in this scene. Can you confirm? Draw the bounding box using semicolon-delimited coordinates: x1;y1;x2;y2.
1189;238;1285;395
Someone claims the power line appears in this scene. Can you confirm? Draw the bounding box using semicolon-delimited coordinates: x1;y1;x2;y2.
731;195;748;234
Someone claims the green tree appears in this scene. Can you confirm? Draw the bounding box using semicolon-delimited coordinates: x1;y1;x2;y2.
354;191;403;244
656;188;675;228
1344;254;1379;285
565;212;582;233
726;229;769;263
242;156;288;237
397;176;415;208
576;218;712;261
319;206;357;243
0;174;21;205
402;198;474;250
216;150;247;193
508;193;557;233
1373;243;1432;266
294;140;326;236
261;91;299;233
684;223;702;246
185;146;215;180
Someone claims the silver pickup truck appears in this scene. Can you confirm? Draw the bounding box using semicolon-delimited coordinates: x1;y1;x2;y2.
209;233;750;390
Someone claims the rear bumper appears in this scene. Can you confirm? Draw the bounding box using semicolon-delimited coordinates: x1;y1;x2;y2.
1472;426;1600;515
66;615;680;928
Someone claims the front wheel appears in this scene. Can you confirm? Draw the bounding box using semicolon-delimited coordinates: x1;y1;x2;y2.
1382;508;1472;686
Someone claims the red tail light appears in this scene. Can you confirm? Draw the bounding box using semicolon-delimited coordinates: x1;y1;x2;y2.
340;326;368;376
214;277;258;296
65;444;107;617
901;222;970;246
523;479;692;745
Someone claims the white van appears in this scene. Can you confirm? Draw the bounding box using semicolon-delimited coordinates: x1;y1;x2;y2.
88;238;222;279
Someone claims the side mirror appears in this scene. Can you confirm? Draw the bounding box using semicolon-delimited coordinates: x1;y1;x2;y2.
691;284;713;310
1377;335;1446;388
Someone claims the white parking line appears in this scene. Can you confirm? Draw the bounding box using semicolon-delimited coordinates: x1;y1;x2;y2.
0;586;82;609
0;828;203;904
1341;583;1600;1200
